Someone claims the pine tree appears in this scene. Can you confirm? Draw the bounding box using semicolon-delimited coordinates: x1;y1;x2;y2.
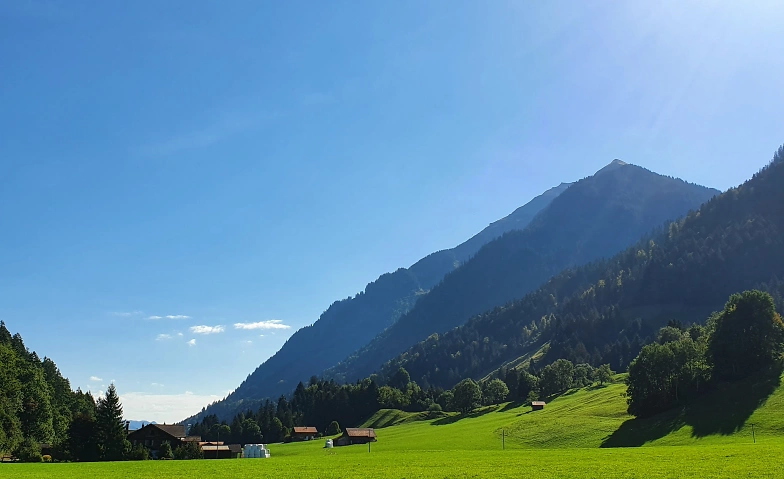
95;384;129;461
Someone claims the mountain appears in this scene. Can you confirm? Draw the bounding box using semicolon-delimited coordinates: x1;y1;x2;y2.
186;182;571;421
381;146;784;390
324;162;719;385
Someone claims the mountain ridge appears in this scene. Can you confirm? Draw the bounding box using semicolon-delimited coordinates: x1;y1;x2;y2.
184;180;572;422
324;161;719;385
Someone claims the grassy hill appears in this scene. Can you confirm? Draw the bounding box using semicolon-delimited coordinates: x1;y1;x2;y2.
352;372;784;451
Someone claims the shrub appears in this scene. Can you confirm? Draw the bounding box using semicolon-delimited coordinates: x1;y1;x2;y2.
14;439;43;463
158;441;173;460
173;441;203;460
126;443;149;461
326;421;341;436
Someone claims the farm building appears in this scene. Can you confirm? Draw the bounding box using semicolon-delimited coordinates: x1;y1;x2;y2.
531;401;546;411
202;444;242;459
127;424;201;456
335;428;377;446
292;426;319;441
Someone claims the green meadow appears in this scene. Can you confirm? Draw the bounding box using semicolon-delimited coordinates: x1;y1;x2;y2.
5;374;783;478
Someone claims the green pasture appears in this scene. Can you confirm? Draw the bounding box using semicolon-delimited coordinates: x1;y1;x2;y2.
4;373;783;478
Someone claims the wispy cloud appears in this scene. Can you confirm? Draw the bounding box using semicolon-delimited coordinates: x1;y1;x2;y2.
112;311;143;317
190;325;225;335
187;339;196;347
146;315;163;320
138;111;277;158
166;315;190;320
156;334;173;341
90;376;102;382
234;320;291;331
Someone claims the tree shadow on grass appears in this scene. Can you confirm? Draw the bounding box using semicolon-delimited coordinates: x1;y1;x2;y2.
431;406;498;426
601;368;782;448
500;401;526;412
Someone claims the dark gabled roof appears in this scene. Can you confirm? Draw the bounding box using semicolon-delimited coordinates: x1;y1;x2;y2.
154;424;187;438
127;423;186;440
293;427;318;434
344;428;376;438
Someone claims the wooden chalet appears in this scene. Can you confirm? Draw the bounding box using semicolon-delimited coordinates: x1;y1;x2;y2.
531;401;546;411
335;428;377;446
127;424;201;455
292;426;319;441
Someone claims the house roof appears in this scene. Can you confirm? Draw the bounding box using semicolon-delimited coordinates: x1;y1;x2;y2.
127;423;187;440
344;428;376;438
531;401;546;406
154;424;187;438
293;427;318;434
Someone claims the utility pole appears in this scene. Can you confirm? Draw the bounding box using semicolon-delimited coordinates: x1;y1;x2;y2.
502;430;505;450
752;424;756;444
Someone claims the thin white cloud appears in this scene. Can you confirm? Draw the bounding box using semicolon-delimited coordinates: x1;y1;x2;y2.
156;334;173;341
233;320;291;331
113;311;143;317
147;315;163;320
90;376;102;382
166;315;191;320
190;325;224;335
177;332;184;337
138;111;277;158
187;339;196;346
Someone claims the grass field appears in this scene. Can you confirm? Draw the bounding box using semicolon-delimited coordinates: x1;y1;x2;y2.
4;374;783;478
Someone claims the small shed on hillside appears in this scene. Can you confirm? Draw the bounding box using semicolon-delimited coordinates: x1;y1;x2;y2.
335;428;377;446
292;426;319;441
531;401;546;411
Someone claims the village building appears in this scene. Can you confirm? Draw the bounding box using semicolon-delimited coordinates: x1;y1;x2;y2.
531;401;546;411
127;424;201;455
291;426;319;441
335;428;377;446
202;444;242;459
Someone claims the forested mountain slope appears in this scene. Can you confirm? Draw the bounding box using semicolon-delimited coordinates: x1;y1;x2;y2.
326;161;719;384
382;147;784;390
186;183;570;422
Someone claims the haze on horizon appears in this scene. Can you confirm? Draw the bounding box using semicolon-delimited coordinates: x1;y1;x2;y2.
2;0;784;423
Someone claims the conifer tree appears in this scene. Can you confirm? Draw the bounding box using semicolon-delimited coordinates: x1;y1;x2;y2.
95;384;129;461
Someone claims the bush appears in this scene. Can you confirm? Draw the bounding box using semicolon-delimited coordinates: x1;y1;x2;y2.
326;421;341;436
173;441;203;460
126;443;149;461
14;439;43;463
158;441;173;460
427;402;443;413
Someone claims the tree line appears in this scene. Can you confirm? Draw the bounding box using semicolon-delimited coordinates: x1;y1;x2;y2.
626;290;784;417
0;322;134;462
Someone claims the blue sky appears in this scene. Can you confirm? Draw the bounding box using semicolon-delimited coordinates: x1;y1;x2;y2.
2;0;783;422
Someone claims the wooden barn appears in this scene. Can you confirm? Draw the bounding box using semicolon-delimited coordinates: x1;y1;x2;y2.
202;444;242;459
291;426;319;441
531;401;546;411
335;428;377;446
